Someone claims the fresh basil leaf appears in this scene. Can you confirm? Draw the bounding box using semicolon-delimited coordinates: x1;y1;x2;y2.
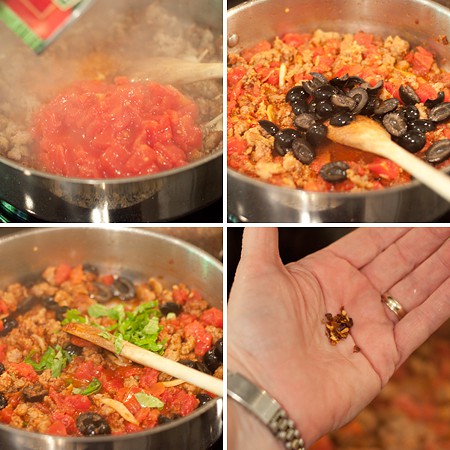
134;392;164;409
73;377;102;395
61;309;88;325
26;345;72;377
98;331;112;340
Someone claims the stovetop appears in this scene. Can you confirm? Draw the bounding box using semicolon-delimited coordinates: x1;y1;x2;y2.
0;199;223;223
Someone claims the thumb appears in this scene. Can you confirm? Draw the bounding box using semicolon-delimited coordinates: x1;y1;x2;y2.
239;227;281;273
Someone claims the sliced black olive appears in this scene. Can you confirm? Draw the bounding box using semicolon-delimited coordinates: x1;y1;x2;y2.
396;131;426;153
425;139;450;164
399;85;420;105
348;88;369;115
179;359;196;369
362;79;384;95
0;363;5;376
82;263;99;275
308;101;317;114
258;120;279;136
16;296;39;315
329;73;349;88
360;96;380;116
196;393;213;406
429;102;450;122
330;113;353;127
330;94;356;110
310;72;329;85
313;85;336;102
90;282;113;303
64;343;83;357
42;296;58;310
403;105;420;122
294;113;316;130
112;277;136;301
214;338;223;361
290;99;309;116
160;302;181;316
315;100;334;119
0;393;7;410
55;306;70;322
203;348;220;373
408;119;436;133
76;412;111;436
373;98;399;115
274;129;301;156
305;124;328;147
195;361;212;374
292;138;315;165
424;91;445;108
0;317;18;337
382;111;407;137
285;85;308;103
23;383;48;403
157;414;181;425
319;161;349;183
345;76;366;89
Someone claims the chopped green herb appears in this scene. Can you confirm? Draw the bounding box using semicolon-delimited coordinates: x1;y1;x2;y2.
61;309;88;325
134;392;164;409
25;345;72;377
98;331;113;340
88;303;125;323
73;378;102;395
115;333;124;355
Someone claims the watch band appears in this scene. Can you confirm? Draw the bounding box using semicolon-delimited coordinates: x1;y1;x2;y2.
227;371;305;450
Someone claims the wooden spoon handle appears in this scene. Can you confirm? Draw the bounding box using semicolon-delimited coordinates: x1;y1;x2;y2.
64;323;223;397
381;140;450;203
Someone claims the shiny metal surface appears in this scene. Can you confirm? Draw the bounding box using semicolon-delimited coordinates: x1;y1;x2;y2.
0;0;222;223
227;0;450;223
0;227;223;450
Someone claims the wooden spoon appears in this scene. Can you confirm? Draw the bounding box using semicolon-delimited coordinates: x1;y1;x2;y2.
123;57;223;85
63;322;223;397
327;116;450;202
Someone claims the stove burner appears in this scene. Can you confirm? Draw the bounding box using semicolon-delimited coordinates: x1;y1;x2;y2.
0;200;44;223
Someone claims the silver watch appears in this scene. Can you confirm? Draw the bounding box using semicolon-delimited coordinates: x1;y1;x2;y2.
227;371;305;450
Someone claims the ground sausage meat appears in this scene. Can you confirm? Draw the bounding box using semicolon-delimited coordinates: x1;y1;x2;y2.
0;264;222;436
228;30;450;192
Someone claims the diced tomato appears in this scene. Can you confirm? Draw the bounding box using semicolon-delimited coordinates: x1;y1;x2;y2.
241;40;271;62
0;343;7;362
161;388;198;417
9;362;38;382
200;308;223;328
74;360;104;382
184;321;213;357
172;286;191;304
146;382;166;398
70;336;96;349
0;300;8;315
255;66;279;86
139;367;159;389
64;394;92;412
354;31;374;47
32;79;201;179
227;137;248;156
410;46;435;76
116;386;142;415
367;157;399;180
281;33;311;48
47;421;67;436
415;83;437;103
52;412;76;434
334;64;363;78
54;263;72;285
99;274;114;285
227;66;247;87
135;408;159;429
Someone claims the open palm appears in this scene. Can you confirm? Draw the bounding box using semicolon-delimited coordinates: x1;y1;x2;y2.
228;227;450;448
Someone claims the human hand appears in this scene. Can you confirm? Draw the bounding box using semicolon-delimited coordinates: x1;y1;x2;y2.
228;227;450;449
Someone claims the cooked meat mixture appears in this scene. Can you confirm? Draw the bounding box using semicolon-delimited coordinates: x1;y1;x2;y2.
228;30;450;191
0;263;222;436
0;0;222;176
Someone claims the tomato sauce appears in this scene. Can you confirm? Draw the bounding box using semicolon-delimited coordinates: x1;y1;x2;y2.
32;78;202;179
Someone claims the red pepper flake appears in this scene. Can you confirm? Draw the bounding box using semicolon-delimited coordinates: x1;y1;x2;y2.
323;307;354;345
